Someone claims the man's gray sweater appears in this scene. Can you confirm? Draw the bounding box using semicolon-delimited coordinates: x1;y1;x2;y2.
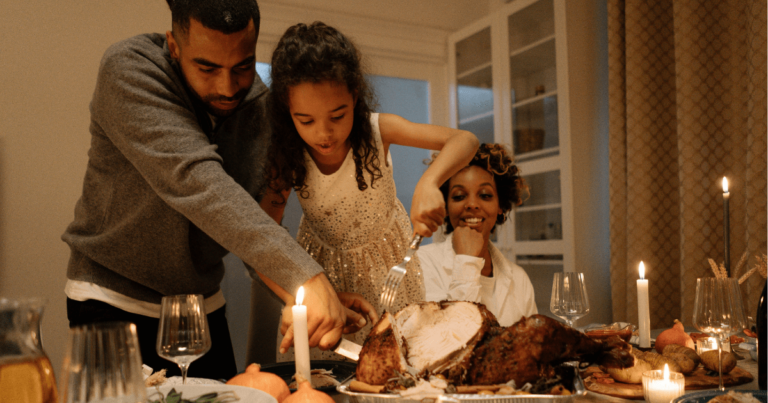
62;33;322;303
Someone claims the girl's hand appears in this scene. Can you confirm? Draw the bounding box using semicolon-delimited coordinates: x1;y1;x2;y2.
337;292;379;333
411;183;445;237
452;226;484;257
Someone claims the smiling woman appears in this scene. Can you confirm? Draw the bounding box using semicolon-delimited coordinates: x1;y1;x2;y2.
417;143;537;327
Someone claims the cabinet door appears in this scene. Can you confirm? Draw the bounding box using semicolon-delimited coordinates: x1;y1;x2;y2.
508;0;559;160
505;0;569;317
454;26;495;145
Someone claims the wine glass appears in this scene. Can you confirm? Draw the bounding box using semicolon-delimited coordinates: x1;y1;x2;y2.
692;277;747;391
550;272;590;328
156;294;212;385
59;321;146;403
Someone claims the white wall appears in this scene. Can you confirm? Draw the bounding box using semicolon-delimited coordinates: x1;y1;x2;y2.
0;0;173;379
0;0;480;378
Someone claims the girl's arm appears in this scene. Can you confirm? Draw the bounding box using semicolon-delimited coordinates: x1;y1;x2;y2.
379;113;479;236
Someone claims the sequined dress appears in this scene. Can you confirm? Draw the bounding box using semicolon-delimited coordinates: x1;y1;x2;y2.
277;113;425;361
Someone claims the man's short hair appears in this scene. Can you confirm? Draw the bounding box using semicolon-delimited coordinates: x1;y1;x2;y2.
166;0;260;38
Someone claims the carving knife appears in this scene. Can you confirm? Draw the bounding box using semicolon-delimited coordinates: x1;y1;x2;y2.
332;337;362;361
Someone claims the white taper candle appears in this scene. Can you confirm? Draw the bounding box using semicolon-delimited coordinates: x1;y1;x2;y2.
637;261;651;348
292;286;312;387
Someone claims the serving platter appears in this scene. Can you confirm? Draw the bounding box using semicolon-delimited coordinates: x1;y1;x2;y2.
336;366;586;403
582;366;755;400
671;389;766;403
260;360;357;394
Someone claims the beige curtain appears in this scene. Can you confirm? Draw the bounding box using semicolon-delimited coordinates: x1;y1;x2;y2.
608;0;767;328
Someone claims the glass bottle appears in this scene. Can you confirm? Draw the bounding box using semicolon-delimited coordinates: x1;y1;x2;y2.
0;298;58;403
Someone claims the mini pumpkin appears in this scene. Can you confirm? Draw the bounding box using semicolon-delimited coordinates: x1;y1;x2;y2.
654;319;694;353
284;377;335;403
226;363;291;402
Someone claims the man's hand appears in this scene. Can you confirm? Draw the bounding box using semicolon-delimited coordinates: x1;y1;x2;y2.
452;226;484;257
279;273;346;354
337;292;379;334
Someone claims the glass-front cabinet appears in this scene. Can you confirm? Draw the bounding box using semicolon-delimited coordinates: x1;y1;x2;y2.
448;0;574;316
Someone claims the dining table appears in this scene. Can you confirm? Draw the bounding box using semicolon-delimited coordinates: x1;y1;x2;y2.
324;325;761;403
150;324;760;403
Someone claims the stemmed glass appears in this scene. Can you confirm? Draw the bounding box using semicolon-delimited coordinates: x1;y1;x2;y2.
692;277;747;391
59;321;146;403
550;272;590;328
156;294;212;385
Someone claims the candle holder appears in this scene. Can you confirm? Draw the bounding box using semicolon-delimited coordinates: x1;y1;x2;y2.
642;369;685;403
696;337;731;354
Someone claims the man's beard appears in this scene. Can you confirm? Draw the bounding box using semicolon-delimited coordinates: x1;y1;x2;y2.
178;69;249;118
197;88;249;118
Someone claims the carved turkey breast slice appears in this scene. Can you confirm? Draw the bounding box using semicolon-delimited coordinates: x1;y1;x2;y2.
356;301;498;384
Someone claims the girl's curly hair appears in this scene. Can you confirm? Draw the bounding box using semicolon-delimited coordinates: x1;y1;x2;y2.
265;21;382;197
436;143;528;234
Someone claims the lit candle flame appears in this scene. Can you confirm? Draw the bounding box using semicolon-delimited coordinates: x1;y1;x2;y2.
296;286;305;306
639;261;645;280
722;177;729;193
663;363;670;381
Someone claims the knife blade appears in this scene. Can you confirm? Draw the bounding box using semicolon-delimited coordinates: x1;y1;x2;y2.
332;337;362;361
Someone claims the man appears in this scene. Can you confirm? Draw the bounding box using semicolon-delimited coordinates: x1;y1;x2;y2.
62;0;349;380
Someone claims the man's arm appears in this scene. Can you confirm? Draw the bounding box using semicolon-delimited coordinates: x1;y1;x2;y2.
93;37;345;346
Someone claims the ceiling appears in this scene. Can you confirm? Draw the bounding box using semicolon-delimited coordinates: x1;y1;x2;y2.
261;0;493;32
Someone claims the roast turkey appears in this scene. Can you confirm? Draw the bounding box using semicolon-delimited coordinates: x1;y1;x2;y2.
356;301;497;384
356;301;633;387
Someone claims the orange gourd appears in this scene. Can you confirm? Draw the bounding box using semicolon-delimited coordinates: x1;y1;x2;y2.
654;319;694;353
227;363;291;402
283;377;334;403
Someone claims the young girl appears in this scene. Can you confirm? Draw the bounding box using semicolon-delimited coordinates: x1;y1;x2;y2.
266;22;479;360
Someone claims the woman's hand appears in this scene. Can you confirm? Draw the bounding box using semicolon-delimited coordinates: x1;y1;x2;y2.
452;226;485;257
337;292;379;333
411;183;445;237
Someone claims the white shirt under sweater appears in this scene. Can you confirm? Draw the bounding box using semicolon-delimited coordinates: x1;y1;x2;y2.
417;233;537;327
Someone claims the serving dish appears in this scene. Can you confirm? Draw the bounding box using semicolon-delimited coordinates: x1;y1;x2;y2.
260;360;357;394
584;322;635;343
336;365;586;403
146;384;276;403
671;389;766;403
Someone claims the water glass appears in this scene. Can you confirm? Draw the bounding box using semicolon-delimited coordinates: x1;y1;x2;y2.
156;294;211;385
550;272;590;328
692;277;747;391
59;322;146;403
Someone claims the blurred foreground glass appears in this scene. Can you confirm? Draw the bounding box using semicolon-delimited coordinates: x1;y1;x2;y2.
0;298;57;403
692;277;747;391
156;294;211;385
59;321;146;403
550;272;590;328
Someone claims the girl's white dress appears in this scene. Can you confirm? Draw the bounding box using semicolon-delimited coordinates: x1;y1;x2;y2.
278;113;425;361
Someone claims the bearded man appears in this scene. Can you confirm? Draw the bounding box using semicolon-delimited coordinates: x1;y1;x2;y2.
62;0;350;380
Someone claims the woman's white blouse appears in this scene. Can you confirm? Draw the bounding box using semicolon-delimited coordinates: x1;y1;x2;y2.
417;233;538;327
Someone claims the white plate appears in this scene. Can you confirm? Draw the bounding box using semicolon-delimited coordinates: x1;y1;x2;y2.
161;376;225;386
146;384;277;403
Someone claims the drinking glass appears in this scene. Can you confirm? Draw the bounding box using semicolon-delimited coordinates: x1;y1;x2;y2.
156;294;211;385
550;272;590;328
59;322;146;403
692;277;747;391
